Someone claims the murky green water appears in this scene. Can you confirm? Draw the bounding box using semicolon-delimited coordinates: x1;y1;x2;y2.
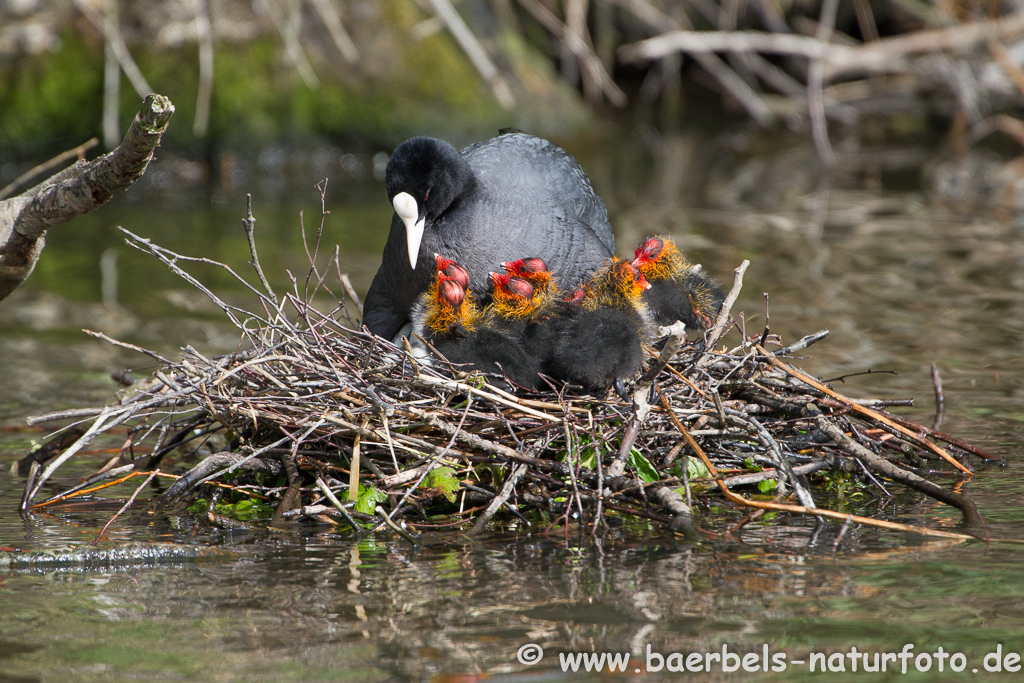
2;129;1023;681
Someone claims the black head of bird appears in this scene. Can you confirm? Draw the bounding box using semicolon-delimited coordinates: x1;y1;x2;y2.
386;137;472;270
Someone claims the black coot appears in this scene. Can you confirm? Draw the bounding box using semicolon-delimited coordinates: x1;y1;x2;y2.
363;132;616;340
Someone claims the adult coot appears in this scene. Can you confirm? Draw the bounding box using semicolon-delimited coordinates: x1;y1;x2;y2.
363;132;616;341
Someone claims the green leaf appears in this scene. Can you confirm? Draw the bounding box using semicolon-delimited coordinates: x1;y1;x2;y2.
212;498;273;521
354;485;388;515
578;445;598;469
757;478;777;494
686;457;709;480
422;466;460;502
628;448;659;483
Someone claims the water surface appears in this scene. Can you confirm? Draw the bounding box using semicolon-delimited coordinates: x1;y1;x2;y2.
1;128;1022;681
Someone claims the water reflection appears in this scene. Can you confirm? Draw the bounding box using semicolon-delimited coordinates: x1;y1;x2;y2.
3;521;1023;680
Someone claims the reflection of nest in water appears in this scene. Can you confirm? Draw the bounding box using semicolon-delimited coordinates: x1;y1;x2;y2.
20;223;993;545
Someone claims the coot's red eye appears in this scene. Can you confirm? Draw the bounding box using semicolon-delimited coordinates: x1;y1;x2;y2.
424;191;430;202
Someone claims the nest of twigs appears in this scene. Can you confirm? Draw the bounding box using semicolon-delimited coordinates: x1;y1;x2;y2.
18;212;995;544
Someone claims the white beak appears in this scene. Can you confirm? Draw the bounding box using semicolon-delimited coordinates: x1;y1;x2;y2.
393;192;425;270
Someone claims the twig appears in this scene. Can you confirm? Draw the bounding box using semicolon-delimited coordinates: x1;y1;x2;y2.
340;273;363;314
699;259;749;364
0;138;99;201
242;194;278;305
374;505;419;545
315;476;361;532
760;347;973;475
808;0;839;167
92;469;160;545
470;462;529;535
810;408;983;529
931;362;946;432
429;0;515;108
772;330;830;356
191;0;214;137
673;415;974;541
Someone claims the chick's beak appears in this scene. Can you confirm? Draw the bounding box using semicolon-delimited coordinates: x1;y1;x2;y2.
393;192;426;269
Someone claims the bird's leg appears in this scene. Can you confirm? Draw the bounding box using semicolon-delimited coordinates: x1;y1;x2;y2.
613;377;631;403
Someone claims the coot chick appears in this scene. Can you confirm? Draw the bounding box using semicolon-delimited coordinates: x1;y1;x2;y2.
435;254;470;289
486;273;538;326
631;236;724;333
411;264;541;389
363;132;616;340
502;257;555;301
545;259;653;395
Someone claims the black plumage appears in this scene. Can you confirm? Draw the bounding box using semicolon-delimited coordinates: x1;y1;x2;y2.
545;307;646;393
411;262;541;389
543;259;653;394
363;132;616;340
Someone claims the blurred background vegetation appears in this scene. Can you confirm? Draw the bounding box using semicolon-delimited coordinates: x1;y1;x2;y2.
6;0;1024;171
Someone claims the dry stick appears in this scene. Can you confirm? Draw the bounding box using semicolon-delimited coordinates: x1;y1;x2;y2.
27;407;108;426
772;329;830;357
615;0;770;123
0;138;99;201
726;408;816;509
758;347;972;474
26;397;167;505
84;329;174;365
347;417;368;502
402;405;557;472
515;0;626;106
809;409;984;530
722;460;829;487
605;322;690;480
148;454;283;511
77;0;153;96
315;476;361;532
608;418;644;479
374;505;420;545
871;408;1000;462
339;273;363;315
411;375;563;423
429;0;515;108
20;461;40;511
91;469;160;545
673;417;973;541
698;260;749;366
242;195;278;306
307;0;359;62
191;0;214;137
931;362;946;432
620;9;1024;80
470;463;529;535
808;0;838;167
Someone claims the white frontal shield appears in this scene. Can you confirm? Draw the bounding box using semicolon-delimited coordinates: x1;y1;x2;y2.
393;192;425;270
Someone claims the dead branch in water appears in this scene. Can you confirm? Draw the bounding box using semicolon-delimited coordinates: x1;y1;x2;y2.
0;94;174;303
